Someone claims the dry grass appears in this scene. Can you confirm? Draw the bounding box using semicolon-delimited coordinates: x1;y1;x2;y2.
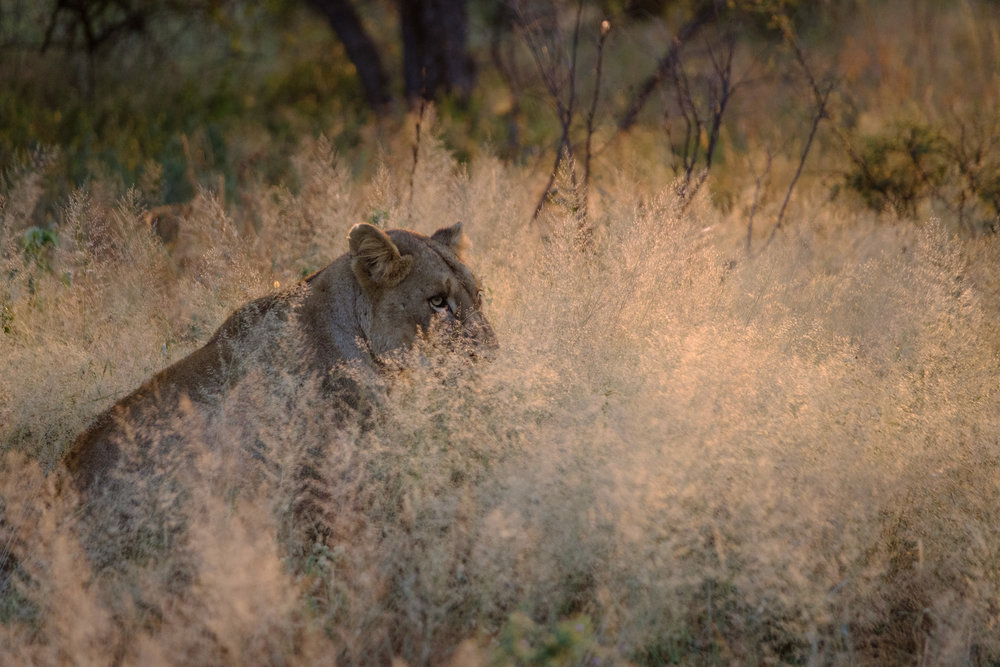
3;2;1000;662
2;125;999;664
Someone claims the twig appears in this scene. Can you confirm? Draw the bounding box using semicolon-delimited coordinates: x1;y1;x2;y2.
703;34;735;175
583;20;610;207
618;0;721;133
528;0;584;222
673;34;737;210
746;148;773;253
670;50;699;184
784;24;868;178
761;18;839;249
764;82;830;247
407;89;427;223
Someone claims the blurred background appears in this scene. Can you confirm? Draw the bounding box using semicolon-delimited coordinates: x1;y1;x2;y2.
3;0;998;240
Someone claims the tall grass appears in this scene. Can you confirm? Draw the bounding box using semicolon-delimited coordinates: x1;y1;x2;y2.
2;122;999;664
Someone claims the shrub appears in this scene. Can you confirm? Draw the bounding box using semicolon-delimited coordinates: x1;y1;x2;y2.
843;119;1000;233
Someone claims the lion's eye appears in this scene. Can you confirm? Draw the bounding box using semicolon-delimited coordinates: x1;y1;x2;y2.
429;295;449;312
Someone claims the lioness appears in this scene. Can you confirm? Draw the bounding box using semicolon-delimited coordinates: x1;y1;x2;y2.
65;222;497;496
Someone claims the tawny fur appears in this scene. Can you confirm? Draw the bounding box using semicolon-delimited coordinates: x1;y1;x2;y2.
64;222;496;494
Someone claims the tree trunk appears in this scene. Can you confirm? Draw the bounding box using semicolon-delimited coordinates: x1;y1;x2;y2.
305;0;392;113
398;0;474;104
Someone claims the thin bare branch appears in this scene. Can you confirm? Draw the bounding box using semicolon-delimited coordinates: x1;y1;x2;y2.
582;19;610;220
528;0;584;222
618;0;722;133
764;82;831;247
746;148;773;253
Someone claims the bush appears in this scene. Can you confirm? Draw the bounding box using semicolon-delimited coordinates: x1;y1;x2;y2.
844;119;1000;233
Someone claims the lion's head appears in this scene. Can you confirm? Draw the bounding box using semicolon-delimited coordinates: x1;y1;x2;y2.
348;222;496;357
299;222;497;368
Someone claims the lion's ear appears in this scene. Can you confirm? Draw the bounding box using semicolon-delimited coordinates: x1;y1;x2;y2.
431;222;468;257
349;223;413;289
